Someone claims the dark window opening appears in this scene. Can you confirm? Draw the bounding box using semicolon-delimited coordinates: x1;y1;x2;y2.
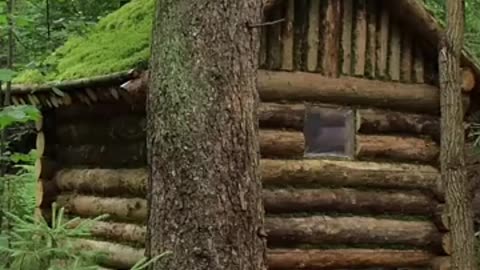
304;105;354;158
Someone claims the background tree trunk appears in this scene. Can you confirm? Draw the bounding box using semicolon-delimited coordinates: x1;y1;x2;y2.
439;0;477;269
146;1;265;270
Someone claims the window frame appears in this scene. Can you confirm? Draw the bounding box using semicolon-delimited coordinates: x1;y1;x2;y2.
303;103;356;160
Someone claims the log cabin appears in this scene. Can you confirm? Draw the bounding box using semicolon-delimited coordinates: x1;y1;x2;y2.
7;0;480;269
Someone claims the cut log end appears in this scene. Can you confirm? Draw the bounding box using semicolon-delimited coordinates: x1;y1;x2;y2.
462;67;476;92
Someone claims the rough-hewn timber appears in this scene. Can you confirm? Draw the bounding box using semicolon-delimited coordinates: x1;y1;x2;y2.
268;249;435;269
257;70;441;113
55;168;147;197
258;103;305;130
70;239;436;270
356;135;439;163
69;219;146;245
57;195;147;222
259;130;439;163
261;159;439;191
260;130;305;158
74;239;145;269
266;216;440;248
263;188;436;216
357;108;440;140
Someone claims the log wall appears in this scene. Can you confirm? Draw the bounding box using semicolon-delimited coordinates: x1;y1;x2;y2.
262;0;438;86
40;1;452;269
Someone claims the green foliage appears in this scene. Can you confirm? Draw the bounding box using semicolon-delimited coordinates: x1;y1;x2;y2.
15;0;154;83
11;0;130;69
0;204;107;270
424;0;480;60
0;105;39;129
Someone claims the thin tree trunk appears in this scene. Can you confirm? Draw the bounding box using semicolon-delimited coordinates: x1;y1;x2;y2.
146;1;265;270
439;0;476;269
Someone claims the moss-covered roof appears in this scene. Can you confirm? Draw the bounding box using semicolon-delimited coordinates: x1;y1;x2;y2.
14;0;154;84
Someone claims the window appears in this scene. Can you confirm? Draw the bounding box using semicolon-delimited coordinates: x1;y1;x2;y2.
304;105;354;158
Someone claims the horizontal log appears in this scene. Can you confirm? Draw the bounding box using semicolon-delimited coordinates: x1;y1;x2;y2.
72;238;435;270
260;130;439;163
266;216;440;248
56;116;146;145
260;130;305;158
431;256;451;270
11;69;139;95
74;239;145;269
56;142;146;168
357;108;440;140
261;159;439;192
55;168;147;197
257;70;441;114
59;131;440;165
258;103;442;139
356;135;439;163
37;157;59;180
263;188;436;216
258;103;305;130
268;249;435;269
54;102;145;123
63;189;435;241
57;195;147;222
57;195;439;248
69;219;146;245
462;67;476;92
433;204;449;232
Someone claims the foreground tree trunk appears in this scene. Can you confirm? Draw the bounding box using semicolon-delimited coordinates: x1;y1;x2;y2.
146;1;265;270
439;0;476;269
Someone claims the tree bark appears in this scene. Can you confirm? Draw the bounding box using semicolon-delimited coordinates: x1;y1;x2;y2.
258;70;440;114
146;1;265;270
57;194;147;223
268;249;434;269
74;239;145;269
357;108;440;140
356;135;439;163
55;168;147;197
439;0;476;269
266;216;440;248
261;159;439;192
263;188;436;216
68;219;146;245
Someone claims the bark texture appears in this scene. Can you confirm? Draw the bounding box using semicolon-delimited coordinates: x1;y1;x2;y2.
263;188;436;216
268;249;434;269
357;108;440;140
356;135;439;163
147;1;265;270
55;168;147;197
258;70;440;114
439;0;476;269
74;239;145;269
261;159;439;192
266;216;440;248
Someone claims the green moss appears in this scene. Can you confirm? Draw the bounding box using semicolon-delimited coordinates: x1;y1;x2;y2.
14;0;154;84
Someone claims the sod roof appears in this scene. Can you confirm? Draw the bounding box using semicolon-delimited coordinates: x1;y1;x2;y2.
14;0;154;84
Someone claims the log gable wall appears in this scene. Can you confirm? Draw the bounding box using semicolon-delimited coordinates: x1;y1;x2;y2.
261;0;438;85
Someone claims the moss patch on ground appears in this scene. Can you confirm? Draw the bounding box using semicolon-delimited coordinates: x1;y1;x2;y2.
14;0;154;84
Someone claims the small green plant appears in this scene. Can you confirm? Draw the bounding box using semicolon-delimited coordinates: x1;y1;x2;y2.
0;204;107;270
